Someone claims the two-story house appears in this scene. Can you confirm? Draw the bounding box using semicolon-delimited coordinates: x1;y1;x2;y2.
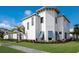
22;7;70;42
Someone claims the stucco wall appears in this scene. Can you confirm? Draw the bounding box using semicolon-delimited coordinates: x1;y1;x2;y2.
46;10;57;41
4;35;9;39
12;33;17;39
38;11;47;41
57;16;70;40
35;15;41;39
22;15;36;40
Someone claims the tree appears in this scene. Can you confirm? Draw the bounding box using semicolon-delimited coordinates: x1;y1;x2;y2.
0;31;4;39
16;25;25;34
74;24;79;39
15;25;25;43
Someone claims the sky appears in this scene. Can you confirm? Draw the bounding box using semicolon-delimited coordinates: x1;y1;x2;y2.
0;6;79;29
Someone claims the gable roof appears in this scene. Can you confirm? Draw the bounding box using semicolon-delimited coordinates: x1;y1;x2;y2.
57;15;70;23
21;13;40;22
36;6;59;14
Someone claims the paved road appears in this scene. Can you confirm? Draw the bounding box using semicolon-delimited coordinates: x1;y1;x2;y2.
7;45;48;53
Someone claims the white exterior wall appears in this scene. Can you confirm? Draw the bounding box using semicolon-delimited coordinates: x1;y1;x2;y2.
12;33;17;39
57;16;70;40
22;15;37;40
63;18;70;39
4;35;9;39
35;16;41;39
38;11;48;41
46;10;57;41
38;10;58;42
57;17;64;40
21;34;27;40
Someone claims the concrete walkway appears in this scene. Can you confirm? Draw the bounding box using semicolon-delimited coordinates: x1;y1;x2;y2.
7;45;48;53
0;43;48;53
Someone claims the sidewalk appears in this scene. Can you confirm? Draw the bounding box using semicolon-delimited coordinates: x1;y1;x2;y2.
1;43;48;53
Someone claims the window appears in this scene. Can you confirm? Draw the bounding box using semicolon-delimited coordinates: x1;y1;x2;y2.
55;18;57;24
39;31;44;40
27;22;29;30
32;17;34;25
59;32;62;34
40;17;43;23
48;31;53;40
55;31;58;40
65;32;67;39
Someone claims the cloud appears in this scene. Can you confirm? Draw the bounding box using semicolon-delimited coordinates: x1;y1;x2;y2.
70;28;74;32
0;15;18;29
24;10;32;16
0;23;12;29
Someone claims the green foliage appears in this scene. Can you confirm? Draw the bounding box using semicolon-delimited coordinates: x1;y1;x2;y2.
16;25;25;34
73;24;79;39
0;31;4;39
74;24;79;34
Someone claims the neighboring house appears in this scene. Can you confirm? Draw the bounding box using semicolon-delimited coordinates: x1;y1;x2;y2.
70;28;74;38
11;27;26;40
0;28;10;39
70;24;79;40
21;7;70;42
4;25;26;40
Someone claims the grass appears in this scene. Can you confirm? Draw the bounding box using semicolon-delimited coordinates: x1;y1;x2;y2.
0;46;23;53
0;39;79;53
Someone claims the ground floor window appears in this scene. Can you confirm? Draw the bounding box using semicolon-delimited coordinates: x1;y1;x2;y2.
59;32;62;34
48;31;53;40
55;31;57;40
65;32;67;39
39;31;44;40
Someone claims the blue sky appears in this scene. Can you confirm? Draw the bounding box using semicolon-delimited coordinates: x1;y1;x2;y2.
0;6;79;29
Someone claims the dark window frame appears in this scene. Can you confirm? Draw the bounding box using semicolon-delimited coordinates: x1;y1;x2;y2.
27;22;29;30
40;17;43;23
55;17;57;24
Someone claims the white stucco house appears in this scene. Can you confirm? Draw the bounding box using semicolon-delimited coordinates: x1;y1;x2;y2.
21;7;70;42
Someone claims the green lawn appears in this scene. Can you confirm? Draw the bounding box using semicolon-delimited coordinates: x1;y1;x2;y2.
0;46;23;53
10;41;79;53
0;40;79;53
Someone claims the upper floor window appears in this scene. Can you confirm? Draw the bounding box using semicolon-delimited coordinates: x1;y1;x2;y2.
55;18;57;24
27;22;29;30
40;17;43;23
32;17;34;25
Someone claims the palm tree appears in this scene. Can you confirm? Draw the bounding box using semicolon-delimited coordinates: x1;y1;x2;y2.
0;31;4;39
74;24;79;39
15;25;25;43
